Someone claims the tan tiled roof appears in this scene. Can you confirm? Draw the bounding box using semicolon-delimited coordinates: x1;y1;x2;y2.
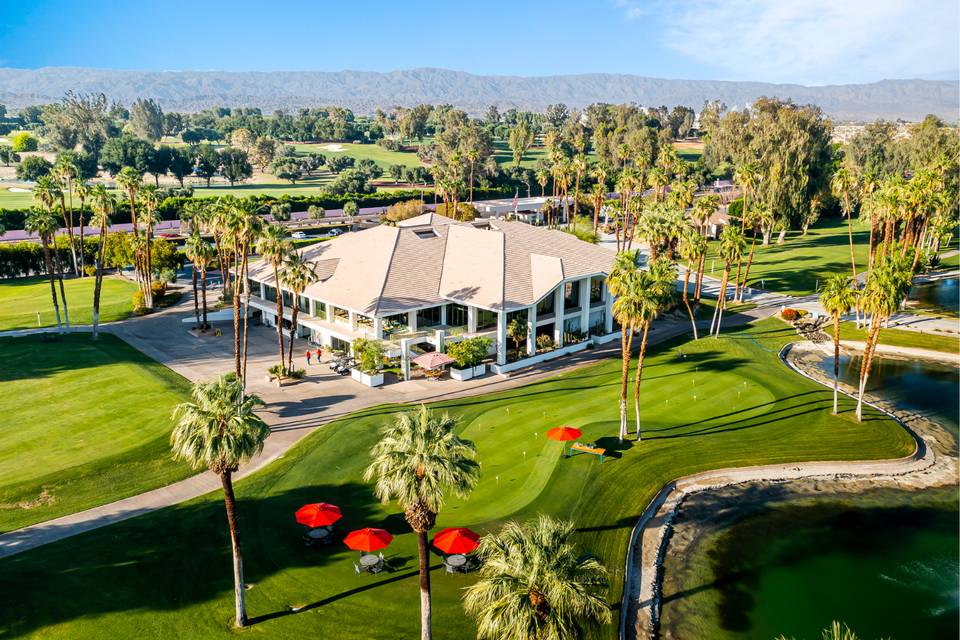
248;218;613;315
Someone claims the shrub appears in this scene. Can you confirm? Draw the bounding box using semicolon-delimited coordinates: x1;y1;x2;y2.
352;338;386;374
781;308;799;321
15;155;52;181
434;202;477;221
83;265;97;277
536;334;554;352
307;205;326;220
10;131;38;152
270;202;292;222
381;199;425;224
446;336;492;369
132;290;147;314
343;201;359;217
151;280;167;300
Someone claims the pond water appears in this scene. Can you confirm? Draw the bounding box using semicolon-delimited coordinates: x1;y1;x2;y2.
909;276;959;314
812;352;959;442
690;492;959;640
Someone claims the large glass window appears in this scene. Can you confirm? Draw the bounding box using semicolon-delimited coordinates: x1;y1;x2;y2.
281;290;293;307
382;313;409;336
536;293;555;316
298;295;310;315
564;282;579;311
590;276;604;304
476;308;498;331
447;303;468;328
332;306;350;323
264;285;277;303
356;314;374;330
330;336;351;354
416;306;442;328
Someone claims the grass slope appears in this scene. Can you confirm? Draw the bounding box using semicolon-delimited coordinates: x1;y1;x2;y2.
0;319;914;639
0;275;136;331
838;321;960;354
0;334;194;532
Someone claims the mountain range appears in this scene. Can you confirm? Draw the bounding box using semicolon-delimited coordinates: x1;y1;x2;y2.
0;67;956;122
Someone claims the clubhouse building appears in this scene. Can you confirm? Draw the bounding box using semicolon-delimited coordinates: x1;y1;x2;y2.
244;213;618;376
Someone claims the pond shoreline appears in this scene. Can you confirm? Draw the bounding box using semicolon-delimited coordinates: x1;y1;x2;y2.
622;340;958;640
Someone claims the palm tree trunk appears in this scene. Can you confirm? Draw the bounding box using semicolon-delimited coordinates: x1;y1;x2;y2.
273;264;286;375
695;251;705;301
856;319;882;421
233;249;242;378
711;269;730;336
619;325;634;442
92;224;107;338
78;203;86;276
738;232;758;302
191;265;200;328
53;240;71;331
60;194;79;276
832;314;840;414
144;228;154;309
41;237;63;332
200;267;209;329
867;218;876;276
287;297;299;374
241;249;252;385
219;471;247;628
416;529;432;640
682;262;698;339
633;320;650;439
845;202;857;285
592;192;601;236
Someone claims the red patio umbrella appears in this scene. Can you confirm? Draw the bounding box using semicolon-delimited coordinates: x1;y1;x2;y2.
295;503;343;528
433;527;480;555
546;426;582;442
412;351;456;370
343;527;393;552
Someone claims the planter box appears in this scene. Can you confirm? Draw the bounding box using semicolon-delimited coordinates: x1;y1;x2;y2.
472;363;487;377
450;367;474;381
351;369;384;387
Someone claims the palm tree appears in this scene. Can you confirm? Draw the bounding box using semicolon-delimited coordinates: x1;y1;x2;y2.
710;225;745;337
140;185;162;309
535;167;549;198
171;375;270;629
89;185;114;339
609;250;642;442
24;207;64;332
228;199;262;382
279;251;319;373
732;162;759;299
116;167;144;291
631;258;676;439
53;154;80;275
855;254;911;421
363;405;480;640
831;167;859;285
184;231;214;330
736;204;773;302
255;224;293;374
75;181;91;276
463;515;611;640
678;227;706;339
819;275;856;414
32;179;71;330
590;165;608;236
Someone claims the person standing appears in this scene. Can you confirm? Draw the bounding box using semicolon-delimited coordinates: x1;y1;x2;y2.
306;350;312;365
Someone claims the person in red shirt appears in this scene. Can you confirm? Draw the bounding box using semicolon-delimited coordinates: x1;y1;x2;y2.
306;350;312;365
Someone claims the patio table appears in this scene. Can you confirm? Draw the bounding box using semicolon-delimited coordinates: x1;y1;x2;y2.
307;527;331;540
359;554;381;568
446;554;467;568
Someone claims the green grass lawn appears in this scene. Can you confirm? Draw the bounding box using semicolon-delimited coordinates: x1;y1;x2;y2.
707;216;870;296
838;321;960;354
292;142;424;168
0;275;137;331
0;334;195;532
0;319;915;639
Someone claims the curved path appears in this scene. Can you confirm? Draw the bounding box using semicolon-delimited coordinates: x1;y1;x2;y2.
620;341;957;640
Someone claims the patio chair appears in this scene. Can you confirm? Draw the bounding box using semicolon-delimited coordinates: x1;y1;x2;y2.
354;563;361;575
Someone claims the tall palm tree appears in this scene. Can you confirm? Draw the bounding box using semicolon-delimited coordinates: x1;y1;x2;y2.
831;167;859;285
75;181;91;276
710;225;745;337
255;224;293;374
590;164;608;236
855;254;911;421
53;154;80;275
609;250;642;442
171;375;270;629
89;185;114;339
535;167;549;198
571;153;587;222
463;515;611;640
678;227;706;339
819;275;856;414
32;179;71;330
140;185;162;309
363;405;480;640
25;207;64;332
736;205;773;302
116;167;144;291
184;231;214;330
732;162;759;299
631;258;676;438
279;250;319;374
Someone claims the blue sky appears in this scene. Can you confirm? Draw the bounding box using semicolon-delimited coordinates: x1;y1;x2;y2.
1;0;957;85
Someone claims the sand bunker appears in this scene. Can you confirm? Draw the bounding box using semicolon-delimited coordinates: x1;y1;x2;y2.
319;143;345;152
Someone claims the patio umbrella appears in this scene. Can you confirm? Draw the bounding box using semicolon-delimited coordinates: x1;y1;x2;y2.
433;527;480;555
546;426;582;442
295;503;343;528
411;351;456;370
343;527;393;552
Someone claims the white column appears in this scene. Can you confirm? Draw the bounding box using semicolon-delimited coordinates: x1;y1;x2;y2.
259;282;266;299
348;310;356;331
579;278;590;338
408;311;418;332
440;304;447;326
435;329;446;352
526;304;537;356
467;306;477;334
605;286;614;334
496;310;507;365
553;286;565;347
373;316;383;339
400;337;412;380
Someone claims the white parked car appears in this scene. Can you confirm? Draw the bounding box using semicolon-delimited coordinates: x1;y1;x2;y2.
328;228;344;236
291;231;307;239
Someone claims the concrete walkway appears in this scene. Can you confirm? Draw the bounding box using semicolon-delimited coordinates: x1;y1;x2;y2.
0;294;773;559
